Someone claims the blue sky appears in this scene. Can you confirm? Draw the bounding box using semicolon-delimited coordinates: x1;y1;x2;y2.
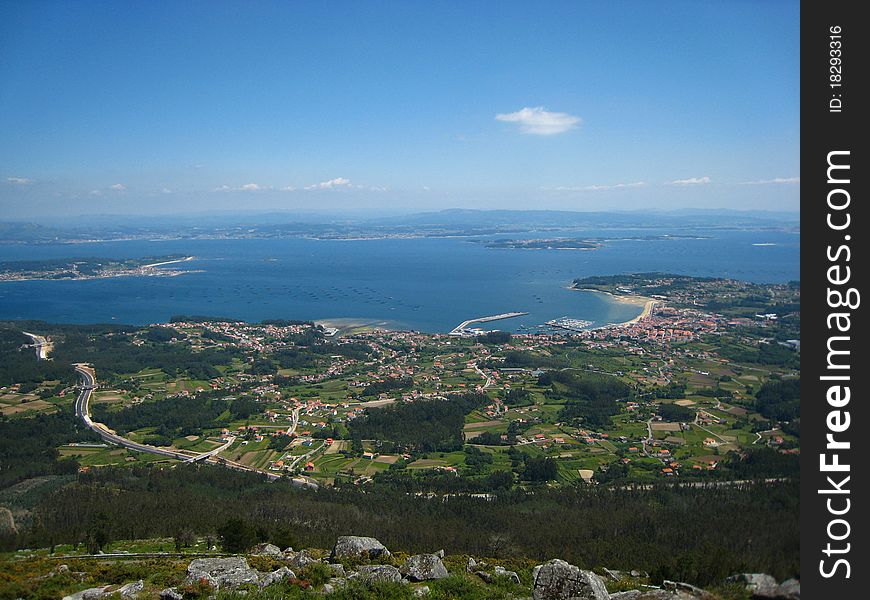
0;1;800;219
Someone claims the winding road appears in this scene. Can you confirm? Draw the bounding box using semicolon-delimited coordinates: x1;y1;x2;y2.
73;364;292;482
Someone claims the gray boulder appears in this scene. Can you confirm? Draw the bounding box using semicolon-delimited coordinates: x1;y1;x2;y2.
495;565;522;585
117;580;145;598
186;556;260;589
251;542;282;557
285;549;318;570
260;566;296;588
467;557;478;573
331;535;391;561
356;564;403;584
776;579;800;599
62;587;110;600
727;574;780;598
413;585;431;597
532;559;610;600
159;588;183;600
328;563;347;578
401;553;449;581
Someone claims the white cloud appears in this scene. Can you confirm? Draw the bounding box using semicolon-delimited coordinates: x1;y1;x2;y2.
109;183;126;191
584;181;646;191
740;177;800;185
161;188;173;194
305;177;353;190
669;176;711;186
495;106;581;135
541;181;646;191
5;176;32;185
213;182;273;192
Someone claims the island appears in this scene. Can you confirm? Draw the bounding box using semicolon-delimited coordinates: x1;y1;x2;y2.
0;255;198;282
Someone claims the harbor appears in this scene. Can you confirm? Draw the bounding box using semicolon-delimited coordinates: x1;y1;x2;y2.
449;312;529;337
545;317;594;333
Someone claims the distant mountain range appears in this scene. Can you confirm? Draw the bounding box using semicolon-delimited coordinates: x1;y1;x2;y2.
0;208;799;244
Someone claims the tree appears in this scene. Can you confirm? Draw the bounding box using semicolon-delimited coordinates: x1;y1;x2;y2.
217;518;256;553
85;512;111;554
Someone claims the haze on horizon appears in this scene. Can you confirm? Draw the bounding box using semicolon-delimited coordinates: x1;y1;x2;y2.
1;1;799;221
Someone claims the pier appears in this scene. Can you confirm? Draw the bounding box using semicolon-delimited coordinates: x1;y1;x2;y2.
449;312;528;336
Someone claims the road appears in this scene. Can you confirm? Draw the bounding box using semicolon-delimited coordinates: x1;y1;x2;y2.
73;364;291;482
23;331;53;360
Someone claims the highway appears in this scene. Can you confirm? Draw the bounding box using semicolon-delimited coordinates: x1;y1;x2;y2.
72;364;295;483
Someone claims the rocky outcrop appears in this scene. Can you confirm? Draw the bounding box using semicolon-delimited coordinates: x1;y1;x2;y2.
159;589;183;600
331;535;391;561
355;564;403;584
775;578;800;600
494;566;521;585
532;559;610;600
62;586;110;600
116;580;144;598
260;566;296;588
726;573;781;598
400;553;449;581
186;556;261;588
285;548;318;570
251;542;282;556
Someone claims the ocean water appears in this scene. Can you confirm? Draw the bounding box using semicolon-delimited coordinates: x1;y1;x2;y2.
0;229;799;332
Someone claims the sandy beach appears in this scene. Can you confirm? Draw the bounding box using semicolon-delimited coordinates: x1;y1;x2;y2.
570;287;659;327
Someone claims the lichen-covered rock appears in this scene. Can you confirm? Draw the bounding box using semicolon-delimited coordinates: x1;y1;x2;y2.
532;559;609;600
260;566;296;588
251;542;282;556
159;588;183;600
413;585;431;597
328;563;347;578
117;580;145;598
775;578;800;600
494;566;522;585
331;535;391;561
186;556;260;589
727;574;780;598
285;549;318;570
356;564;403;584
400;553;449;581
467;557;478;573
62;586;110;600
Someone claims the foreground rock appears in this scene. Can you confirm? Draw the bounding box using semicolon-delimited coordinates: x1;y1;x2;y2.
331;535;391;561
285;548;319;570
62;586;110;600
726;573;781;598
775;578;800;600
260;566;296;588
61;581;144;600
186;556;261;588
400;553;449;581
532;559;609;600
355;564;403;584
251;542;282;557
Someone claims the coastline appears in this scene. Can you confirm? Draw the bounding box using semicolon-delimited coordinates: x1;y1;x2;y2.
569;286;659;327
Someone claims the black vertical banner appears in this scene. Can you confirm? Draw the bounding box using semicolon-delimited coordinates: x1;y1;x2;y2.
802;2;867;596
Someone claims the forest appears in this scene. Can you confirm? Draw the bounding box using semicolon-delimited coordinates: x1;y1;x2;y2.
349;392;489;452
5;464;800;587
